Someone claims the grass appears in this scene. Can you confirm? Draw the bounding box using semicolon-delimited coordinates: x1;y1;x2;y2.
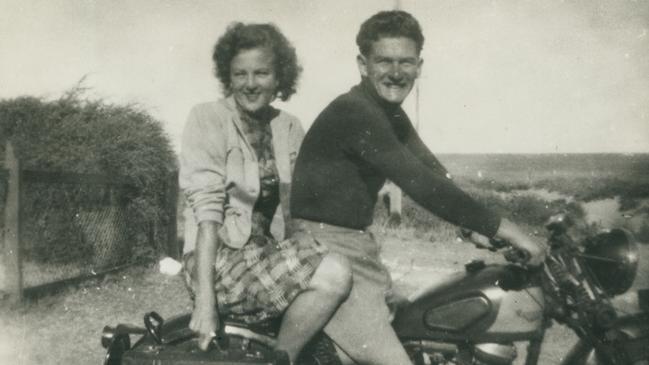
0;263;191;365
2;158;649;364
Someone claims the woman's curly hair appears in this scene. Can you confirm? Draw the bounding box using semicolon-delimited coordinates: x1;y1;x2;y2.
213;22;301;101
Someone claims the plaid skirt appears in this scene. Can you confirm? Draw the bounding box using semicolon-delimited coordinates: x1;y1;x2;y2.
183;233;328;323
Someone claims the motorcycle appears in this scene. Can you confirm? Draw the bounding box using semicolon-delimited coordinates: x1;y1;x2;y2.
102;213;649;364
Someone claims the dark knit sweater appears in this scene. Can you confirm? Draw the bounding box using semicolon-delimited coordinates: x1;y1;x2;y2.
290;79;501;237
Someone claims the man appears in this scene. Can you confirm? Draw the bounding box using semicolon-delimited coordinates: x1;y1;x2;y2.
290;10;546;364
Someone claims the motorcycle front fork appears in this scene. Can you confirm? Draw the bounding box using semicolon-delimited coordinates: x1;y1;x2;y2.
524;318;550;365
523;333;544;365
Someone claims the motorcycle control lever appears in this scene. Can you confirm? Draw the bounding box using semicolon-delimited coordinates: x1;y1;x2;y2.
460;229;534;265
503;247;531;264
460;229;512;251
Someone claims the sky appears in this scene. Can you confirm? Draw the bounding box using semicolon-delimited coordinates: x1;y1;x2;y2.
1;0;648;153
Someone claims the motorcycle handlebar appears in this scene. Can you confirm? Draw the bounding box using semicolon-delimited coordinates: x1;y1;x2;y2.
488;237;508;250
503;247;531;264
459;229;533;265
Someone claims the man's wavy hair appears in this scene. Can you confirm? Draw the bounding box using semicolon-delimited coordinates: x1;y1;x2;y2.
213;22;301;101
356;10;424;57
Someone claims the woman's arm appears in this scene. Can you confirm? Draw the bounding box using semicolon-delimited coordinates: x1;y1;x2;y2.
180;104;228;224
179;103;228;350
189;221;222;351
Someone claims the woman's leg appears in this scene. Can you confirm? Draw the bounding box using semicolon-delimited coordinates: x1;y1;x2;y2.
276;252;352;363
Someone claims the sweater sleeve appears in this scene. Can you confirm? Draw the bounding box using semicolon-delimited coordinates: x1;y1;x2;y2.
179;104;227;224
345;104;501;237
401;117;450;177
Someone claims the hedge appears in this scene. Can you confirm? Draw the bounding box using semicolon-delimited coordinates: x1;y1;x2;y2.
0;88;177;264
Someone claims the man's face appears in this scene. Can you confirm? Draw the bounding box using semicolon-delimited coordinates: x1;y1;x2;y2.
357;37;422;105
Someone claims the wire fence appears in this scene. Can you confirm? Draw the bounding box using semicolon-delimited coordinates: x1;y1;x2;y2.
19;179;134;289
0;142;179;301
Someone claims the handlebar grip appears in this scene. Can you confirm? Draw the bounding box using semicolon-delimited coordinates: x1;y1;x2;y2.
503;247;531;264
489;237;508;250
460;229;501;251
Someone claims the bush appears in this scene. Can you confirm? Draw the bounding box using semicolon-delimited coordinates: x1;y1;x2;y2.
0;87;177;265
375;185;587;244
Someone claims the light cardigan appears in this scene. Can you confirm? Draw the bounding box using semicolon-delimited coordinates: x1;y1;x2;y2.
179;97;304;249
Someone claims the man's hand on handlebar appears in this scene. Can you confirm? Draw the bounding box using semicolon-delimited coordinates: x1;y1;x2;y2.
460;219;547;266
494;218;547;267
459;229;493;250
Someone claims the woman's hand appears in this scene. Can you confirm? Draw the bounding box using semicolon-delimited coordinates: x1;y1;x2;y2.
190;221;222;351
495;219;547;267
190;293;219;351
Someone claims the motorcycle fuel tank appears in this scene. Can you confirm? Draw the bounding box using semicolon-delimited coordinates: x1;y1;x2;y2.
392;263;544;343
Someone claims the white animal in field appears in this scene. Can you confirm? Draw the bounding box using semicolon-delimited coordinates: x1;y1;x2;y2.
378;180;402;227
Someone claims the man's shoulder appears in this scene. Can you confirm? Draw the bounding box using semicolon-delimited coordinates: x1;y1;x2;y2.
333;84;374;108
321;85;381;121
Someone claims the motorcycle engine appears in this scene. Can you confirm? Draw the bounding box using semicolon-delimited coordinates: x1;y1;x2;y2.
456;343;517;365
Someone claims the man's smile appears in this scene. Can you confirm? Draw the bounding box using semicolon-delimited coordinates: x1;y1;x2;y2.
243;92;261;100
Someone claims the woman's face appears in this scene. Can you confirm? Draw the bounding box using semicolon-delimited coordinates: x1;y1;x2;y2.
230;47;278;114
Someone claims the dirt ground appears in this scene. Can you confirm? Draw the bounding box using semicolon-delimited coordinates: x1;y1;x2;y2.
0;230;647;365
379;233;649;365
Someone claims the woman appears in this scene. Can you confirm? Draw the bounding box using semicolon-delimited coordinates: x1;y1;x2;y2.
179;23;352;363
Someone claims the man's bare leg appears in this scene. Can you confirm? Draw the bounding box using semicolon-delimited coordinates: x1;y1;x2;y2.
323;275;413;365
276;253;352;363
334;324;412;365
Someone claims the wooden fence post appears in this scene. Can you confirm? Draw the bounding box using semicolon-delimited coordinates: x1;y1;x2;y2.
165;170;179;259
3;141;23;303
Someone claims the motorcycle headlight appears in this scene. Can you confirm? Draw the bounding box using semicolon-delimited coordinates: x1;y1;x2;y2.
582;229;638;296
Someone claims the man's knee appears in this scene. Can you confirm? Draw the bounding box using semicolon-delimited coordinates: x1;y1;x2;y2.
311;253;352;299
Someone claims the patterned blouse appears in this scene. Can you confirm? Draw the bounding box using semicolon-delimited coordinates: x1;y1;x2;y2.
237;106;281;245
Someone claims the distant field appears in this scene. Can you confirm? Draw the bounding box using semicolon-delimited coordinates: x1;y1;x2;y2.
438;153;649;181
433;154;649;241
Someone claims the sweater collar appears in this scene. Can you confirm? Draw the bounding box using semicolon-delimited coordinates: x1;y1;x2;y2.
354;78;407;123
357;77;403;114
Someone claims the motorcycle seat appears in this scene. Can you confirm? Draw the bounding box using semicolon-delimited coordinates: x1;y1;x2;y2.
222;315;283;337
146;312;282;346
